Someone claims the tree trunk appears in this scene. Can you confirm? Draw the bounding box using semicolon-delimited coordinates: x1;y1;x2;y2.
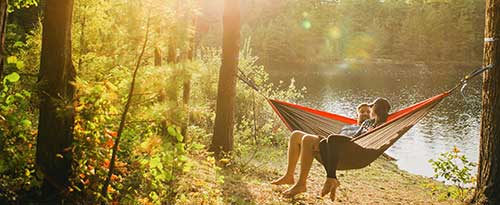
0;0;7;80
180;0;200;140
154;46;162;66
36;0;76;202
471;0;500;204
167;36;177;63
210;0;240;156
77;14;86;71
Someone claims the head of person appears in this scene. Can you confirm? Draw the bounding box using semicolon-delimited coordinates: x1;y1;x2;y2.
368;98;391;127
356;103;370;124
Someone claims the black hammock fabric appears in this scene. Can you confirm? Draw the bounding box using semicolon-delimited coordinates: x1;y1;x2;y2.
268;92;449;170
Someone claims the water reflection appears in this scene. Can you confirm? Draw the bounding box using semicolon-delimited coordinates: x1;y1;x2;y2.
269;64;481;180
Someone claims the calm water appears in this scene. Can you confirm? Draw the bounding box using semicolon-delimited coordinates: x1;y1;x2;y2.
269;63;482;180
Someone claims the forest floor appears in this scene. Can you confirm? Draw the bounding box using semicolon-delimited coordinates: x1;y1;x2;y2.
175;146;465;205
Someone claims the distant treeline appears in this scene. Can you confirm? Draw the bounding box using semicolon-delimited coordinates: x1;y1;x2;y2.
200;0;485;71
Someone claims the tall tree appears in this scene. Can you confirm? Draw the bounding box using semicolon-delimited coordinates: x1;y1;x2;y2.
210;0;240;156
180;0;202;139
0;0;7;80
471;0;500;204
36;0;76;202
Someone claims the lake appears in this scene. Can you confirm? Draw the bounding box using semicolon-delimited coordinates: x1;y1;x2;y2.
268;62;482;181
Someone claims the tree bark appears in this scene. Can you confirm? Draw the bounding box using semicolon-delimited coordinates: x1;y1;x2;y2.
180;0;201;140
167;36;177;63
154;46;162;66
77;14;86;71
210;0;240;156
36;0;75;203
471;0;500;204
0;0;7;80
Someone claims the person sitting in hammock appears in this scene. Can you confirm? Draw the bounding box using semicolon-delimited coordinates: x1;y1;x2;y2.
337;103;371;136
270;102;375;195
319;97;391;201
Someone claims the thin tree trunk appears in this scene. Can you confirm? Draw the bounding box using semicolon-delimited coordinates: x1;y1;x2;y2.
471;0;500;204
77;14;86;71
101;12;151;203
210;0;240;156
36;0;76;202
154;46;162;66
0;0;7;80
180;0;200;140
167;36;177;63
167;1;179;64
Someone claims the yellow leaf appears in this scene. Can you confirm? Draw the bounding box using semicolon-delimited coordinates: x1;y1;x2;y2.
220;158;230;164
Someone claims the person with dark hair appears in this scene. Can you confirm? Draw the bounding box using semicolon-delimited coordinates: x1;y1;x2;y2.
270;102;374;197
337;103;371;136
319;97;391;201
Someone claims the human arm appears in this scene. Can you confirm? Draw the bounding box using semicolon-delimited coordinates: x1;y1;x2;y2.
352;119;374;137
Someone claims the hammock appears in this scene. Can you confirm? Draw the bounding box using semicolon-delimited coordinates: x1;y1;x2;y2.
268;92;448;170
237;65;490;170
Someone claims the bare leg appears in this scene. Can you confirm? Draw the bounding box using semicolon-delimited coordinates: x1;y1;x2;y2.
271;130;306;185
283;134;320;196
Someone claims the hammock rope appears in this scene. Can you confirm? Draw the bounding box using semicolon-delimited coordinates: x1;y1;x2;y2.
236;65;492;170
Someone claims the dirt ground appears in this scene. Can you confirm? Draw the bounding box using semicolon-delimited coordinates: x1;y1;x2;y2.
175;147;464;205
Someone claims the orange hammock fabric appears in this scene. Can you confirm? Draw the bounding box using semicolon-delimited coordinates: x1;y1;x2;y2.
267;92;450;170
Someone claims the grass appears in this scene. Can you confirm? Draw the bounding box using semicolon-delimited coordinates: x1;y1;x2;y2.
175;146;465;204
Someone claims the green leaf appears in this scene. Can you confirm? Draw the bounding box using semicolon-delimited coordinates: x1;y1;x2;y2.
21;119;31;127
150;157;161;169
5;72;20;83
167;127;177;137
176;143;185;153
16;60;25;69
176;133;184;142
21;90;31;97
178;155;188;162
191;143;205;150
5;95;14;104
14;41;24;47
6;56;17;64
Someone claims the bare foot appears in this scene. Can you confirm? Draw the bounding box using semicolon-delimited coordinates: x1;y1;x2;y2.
283;183;307;197
271;175;294;185
329;178;340;202
320;178;340;197
320;179;333;197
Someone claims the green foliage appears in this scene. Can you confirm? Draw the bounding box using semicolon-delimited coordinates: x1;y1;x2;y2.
70;77;191;203
0;72;39;201
70;79;121;201
429;146;477;200
201;0;485;71
7;0;38;13
233;38;305;156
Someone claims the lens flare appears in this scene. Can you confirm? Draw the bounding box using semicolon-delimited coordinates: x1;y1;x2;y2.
328;27;341;39
302;20;312;30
